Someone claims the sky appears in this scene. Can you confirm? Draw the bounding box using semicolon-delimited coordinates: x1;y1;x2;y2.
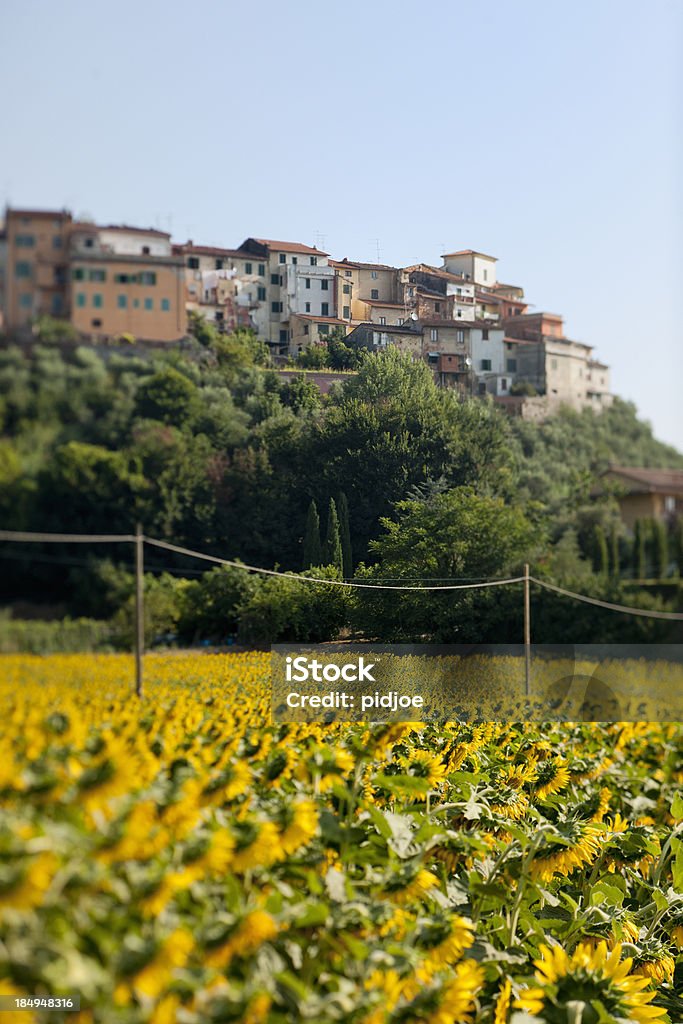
2;0;681;448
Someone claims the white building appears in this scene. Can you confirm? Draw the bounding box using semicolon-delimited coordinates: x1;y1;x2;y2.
441;249;498;287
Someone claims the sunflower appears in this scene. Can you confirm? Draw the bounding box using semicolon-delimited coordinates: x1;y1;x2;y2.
401;960;484;1024
279;800;318;855
515;941;666;1024
533;757;571;801
494;978;512;1024
386;866;439;906
415;914;475;972
205;910;278;969
490;789;530;821
529;821;602;883
632;944;676;985
231;820;281;872
399;749;448;788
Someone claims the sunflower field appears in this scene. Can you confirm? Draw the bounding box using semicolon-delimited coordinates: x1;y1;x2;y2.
2;653;683;1023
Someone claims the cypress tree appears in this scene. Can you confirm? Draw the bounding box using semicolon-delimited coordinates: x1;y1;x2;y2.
337;491;353;578
609;527;620;579
302;499;322;570
652;518;669;579
592;524;609;576
633;520;646;580
673;517;683;577
323;498;343;575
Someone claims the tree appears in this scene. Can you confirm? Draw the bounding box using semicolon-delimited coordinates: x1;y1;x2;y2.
351;488;535;642
652;518;669;579
134;367;200;427
337;491;353;578
633;520;647;579
591;525;609;576
302;500;322;570
323;498;343;574
296;345;329;369
609;526;620;579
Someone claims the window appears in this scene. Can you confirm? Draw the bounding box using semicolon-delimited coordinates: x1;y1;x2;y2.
72;267;85;281
93;294;103;308
483;269;488;281
133;298;140;309
84;238;94;248
114;273;132;283
371;289;379;299
305;278;311;289
303;325;309;335
398;318;404;325
482;329;489;340
456;329;465;343
144;298;153;310
51;295;62;314
478;382;487;395
117;295;127;309
188;256;200;269
343;305;350;319
76;293;86;308
321;279;329;290
428;353;438;364
92;319;102;328
15;261;31;278
551;358;558;370
305;302;311;313
345;270;352;277
321;302;329;316
279;328;288;342
279;254;286;264
501;378;508;390
342;284;350;294
15;234;35;247
506;358;517;372
89;269;106;282
53;236;63;249
434;302;440;313
271;301;279;313
480;359;492;371
140;271;156;285
292;257;298;266
310;256;317;266
378;316;386;325
215;259;223;270
270;273;279;285
371;271;378;279
257;286;266;301
318;323;329;335
19;293;32;309
161;298;170;311
408;287;414;297
258;263;265;276
430;328;438;341
245;262;252;274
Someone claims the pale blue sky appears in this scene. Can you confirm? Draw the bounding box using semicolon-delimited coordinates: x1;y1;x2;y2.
2;0;681;448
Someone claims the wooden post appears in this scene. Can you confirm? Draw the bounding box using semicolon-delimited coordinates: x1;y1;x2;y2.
135;524;144;697
523;563;531;697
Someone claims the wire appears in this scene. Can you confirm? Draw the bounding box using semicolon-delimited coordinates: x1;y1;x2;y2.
530;577;683;621
1;530;681;617
0;530;136;543
144;537;526;592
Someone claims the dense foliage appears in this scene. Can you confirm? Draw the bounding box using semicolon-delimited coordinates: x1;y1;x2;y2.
0;322;681;643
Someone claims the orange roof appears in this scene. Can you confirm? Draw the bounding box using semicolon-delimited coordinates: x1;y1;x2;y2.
254;238;327;256
441;249;498;261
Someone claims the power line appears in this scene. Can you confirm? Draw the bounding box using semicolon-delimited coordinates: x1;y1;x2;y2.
531;577;683;621
1;530;682;618
144;537;525;592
